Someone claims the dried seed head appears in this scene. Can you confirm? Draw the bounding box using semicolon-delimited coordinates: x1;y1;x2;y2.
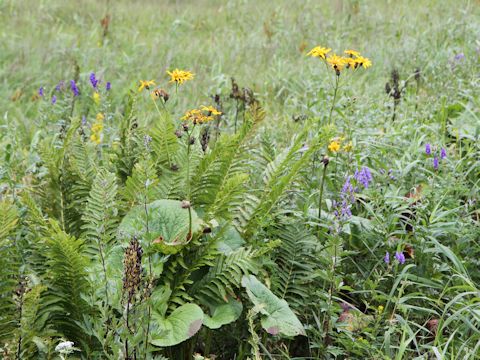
181;200;191;209
122;237;143;303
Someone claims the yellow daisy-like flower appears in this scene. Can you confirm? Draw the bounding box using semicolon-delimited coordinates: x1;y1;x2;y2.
354;56;372;69
307;46;331;59
328;140;341;152
90;133;102;144
96;112;105;121
344;49;361;57
138;80;156;92
343;141;353;152
182;108;213;125
200;105;222;116
91;122;104;133
167;69;194;85
343;57;357;69
93;92;101;105
327;54;347;72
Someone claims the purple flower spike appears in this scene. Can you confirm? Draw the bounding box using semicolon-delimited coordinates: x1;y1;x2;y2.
425;143;431;155
81;115;87;126
90;72;99;89
51;95;57;105
55;80;64;92
354;167;373;189
441;148;447;160
454;53;465;62
395;251;405;265
106;81;111;91
384;252;390;264
433;156;439;170
38;87;44;97
70;80;79;97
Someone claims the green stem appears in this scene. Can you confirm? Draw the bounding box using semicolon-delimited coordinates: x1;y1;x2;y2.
328;75;340;125
317;160;329;238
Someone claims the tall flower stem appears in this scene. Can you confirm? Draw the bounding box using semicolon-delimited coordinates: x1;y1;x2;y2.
317;158;329;238
186;125;195;238
328;75;340;125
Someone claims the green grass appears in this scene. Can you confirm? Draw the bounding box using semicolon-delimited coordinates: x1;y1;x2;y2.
0;0;479;359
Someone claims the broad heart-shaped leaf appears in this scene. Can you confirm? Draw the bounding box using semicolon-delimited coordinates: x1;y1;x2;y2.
203;297;243;329
150;303;204;347
118;199;203;254
216;225;245;255
241;275;305;337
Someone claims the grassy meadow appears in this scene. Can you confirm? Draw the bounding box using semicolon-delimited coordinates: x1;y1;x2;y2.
1;0;479;359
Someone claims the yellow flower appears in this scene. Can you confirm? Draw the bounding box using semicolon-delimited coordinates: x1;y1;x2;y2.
93;92;101;105
167;69;194;85
307;46;331;59
327;54;346;72
328;140;341;152
91;122;104;133
355;56;372;69
343;57;357;69
90;133;102;144
138;80;156;92
343;141;353;152
200;105;222;116
96;112;105;121
377;305;384;314
182;108;213;124
344;49;361;57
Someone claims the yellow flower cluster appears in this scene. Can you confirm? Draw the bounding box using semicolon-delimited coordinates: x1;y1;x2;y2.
90;113;104;144
138;80;156;92
167;69;194;85
328;137;353;153
93;92;101;105
308;46;372;74
182;105;222;125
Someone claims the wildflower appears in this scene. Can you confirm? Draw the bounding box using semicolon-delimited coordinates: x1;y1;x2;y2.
51;95;57;105
307;46;331;59
454;53;465;62
106;81;111;91
93;92;100;105
123;237;143;303
55;341;75;354
38;87;44;97
90;114;104;145
343;56;357;69
181;108;213;125
151;88;169;102
96;112;105;121
433;156;439;170
138;80;156;92
394;251;405;264
328;140;341;152
354;167;373;188
81;115;87;126
344;49;361;57
144;134;152;149
441;148;447;159
90;72;99;89
425;143;431;155
70;80;79;97
343;141;353;152
354;56;372;69
167;69;194;85
200;105;222;116
55;81;64;92
327;54;346;73
384;252;390;264
377;305;384;314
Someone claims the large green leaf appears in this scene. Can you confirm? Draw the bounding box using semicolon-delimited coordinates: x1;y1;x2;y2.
118;199;203;254
150;303;204;347
203;297;243;329
241;275;305;337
